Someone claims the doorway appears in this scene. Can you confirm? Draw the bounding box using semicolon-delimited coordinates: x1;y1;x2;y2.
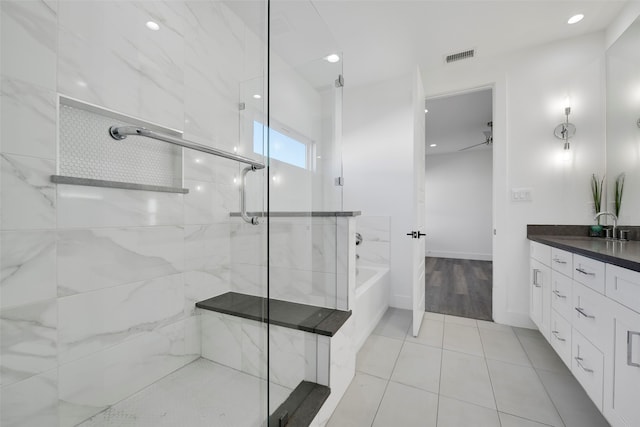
424;88;493;321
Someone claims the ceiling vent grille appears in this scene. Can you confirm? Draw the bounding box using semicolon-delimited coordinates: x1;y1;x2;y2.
445;49;475;64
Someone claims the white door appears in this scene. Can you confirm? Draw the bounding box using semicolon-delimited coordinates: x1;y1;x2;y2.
412;67;426;337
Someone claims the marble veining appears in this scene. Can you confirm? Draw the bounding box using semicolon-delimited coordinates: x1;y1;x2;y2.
57;273;185;365
0;299;57;387
58;319;198;427
0;78;57;159
0;0;58;90
0;368;58;427
57;0;185;130
1;230;56;309
57;227;183;295
1;153;56;230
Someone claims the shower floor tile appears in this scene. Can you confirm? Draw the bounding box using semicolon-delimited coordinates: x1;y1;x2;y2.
79;358;290;427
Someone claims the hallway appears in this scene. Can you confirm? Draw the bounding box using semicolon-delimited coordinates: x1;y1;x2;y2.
425;257;493;321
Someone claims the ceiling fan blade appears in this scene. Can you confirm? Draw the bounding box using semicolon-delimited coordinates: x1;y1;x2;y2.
458;141;488;151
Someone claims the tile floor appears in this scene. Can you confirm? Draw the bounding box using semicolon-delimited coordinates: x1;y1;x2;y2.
327;309;610;427
79;358;290;426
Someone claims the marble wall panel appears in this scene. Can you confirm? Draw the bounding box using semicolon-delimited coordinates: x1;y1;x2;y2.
57;226;183;296
1;230;56;309
0;0;57;90
183;0;245;151
200;310;242;370
0;299;57;387
0;369;58;427
56;185;183;228
58;273;184;364
57;0;185;130
58;319;197;427
0;78;57;159
1;154;56;230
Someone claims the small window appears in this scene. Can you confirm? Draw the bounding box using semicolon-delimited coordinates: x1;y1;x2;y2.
253;121;310;169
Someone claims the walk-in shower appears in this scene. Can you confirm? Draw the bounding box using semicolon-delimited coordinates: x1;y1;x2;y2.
0;0;356;426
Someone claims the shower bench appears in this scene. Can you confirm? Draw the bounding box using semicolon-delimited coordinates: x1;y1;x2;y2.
196;292;352;426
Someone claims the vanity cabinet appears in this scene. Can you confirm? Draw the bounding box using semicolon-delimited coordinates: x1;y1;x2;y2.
529;241;640;425
604;267;640;427
530;242;551;339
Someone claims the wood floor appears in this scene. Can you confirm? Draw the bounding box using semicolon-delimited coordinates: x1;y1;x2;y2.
425;257;493;321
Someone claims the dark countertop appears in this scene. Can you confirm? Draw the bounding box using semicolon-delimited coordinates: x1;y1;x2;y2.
196;292;351;337
528;235;640;273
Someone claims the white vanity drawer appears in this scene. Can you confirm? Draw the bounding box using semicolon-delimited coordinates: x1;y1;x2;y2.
572;282;611;350
551;270;573;321
550;309;572;368
551;247;573;276
573;254;605;294
572;329;604;410
531;241;551;265
606;264;640;314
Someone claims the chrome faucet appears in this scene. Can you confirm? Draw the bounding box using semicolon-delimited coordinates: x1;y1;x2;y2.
594;212;618;239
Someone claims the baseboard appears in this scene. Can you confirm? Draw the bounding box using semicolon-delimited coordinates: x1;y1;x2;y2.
425;250;493;261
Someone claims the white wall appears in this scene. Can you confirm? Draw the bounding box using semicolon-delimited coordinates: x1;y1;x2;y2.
343;74;415;309
343;31;608;322
425;149;493;261
423;31;607;327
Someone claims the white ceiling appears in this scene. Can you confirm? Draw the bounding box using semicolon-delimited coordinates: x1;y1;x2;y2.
228;1;627;154
310;0;626;88
426;88;493;155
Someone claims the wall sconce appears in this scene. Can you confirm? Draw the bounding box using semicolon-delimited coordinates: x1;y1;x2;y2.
554;98;576;150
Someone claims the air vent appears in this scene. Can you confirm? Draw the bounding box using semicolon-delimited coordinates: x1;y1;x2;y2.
445;49;475;63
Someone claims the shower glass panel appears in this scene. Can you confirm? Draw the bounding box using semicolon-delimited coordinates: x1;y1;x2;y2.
266;0;344;419
0;0;270;425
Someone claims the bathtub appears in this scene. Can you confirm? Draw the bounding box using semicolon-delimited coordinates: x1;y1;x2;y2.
354;265;390;351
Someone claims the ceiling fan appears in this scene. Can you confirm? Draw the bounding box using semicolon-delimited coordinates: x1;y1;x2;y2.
458;121;493;151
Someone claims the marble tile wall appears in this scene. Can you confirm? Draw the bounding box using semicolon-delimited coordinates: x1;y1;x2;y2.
356;216;391;268
0;1;268;426
230;216;340;308
200;310;318;391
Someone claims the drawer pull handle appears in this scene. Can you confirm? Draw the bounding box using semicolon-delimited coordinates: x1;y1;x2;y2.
575;268;595;276
552;290;566;299
575;356;594;373
628;331;640;368
532;269;542;288
575;307;595;319
553;258;567;264
552;330;566;342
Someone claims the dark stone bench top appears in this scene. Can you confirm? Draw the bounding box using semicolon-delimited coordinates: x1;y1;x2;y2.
268;381;330;427
195;292;351;337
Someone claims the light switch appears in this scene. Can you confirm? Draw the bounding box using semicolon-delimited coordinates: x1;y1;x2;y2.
511;187;533;202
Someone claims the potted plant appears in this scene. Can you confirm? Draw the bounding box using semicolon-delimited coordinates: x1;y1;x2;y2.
590;173;604;236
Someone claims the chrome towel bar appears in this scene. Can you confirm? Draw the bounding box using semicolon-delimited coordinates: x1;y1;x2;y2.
109;125;264;224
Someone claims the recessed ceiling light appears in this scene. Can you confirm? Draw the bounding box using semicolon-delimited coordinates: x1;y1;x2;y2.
253;94;262;99
425;109;429;113
325;54;340;63
430;144;437;147
146;21;160;31
568;14;584;24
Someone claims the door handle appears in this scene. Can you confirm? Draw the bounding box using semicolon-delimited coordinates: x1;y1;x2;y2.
406;231;426;239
